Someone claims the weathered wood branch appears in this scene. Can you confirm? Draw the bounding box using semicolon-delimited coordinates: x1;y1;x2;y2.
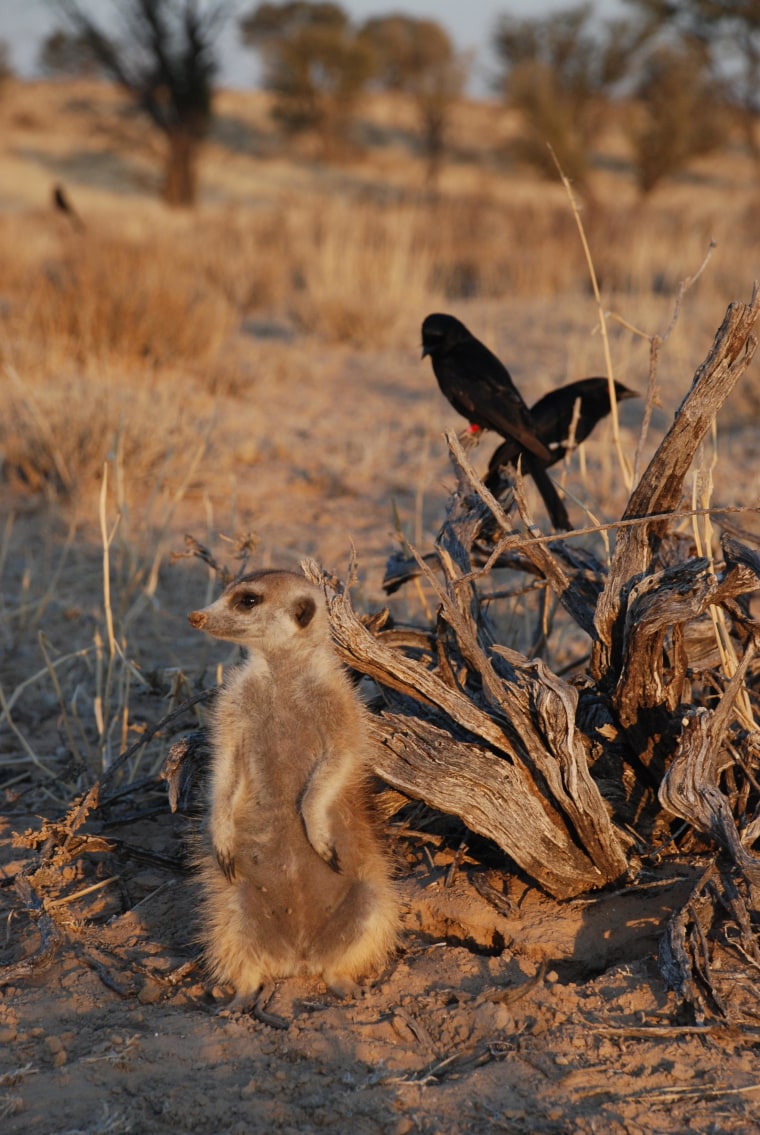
511;465;598;636
592;285;760;684
658;866;722;1025
383;431;607;636
659;641;760;887
614;557;716;729
302;556;628;899
616;543;760;728
373;713;617;896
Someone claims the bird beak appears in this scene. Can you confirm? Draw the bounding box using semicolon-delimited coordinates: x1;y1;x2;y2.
421;345;430;359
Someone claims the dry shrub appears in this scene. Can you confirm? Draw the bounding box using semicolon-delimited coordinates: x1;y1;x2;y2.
0;221;235;374
272;190;758;337
0;187;756;370
285;198;438;344
424;197;582;298
189;207;295;313
1;364;210;505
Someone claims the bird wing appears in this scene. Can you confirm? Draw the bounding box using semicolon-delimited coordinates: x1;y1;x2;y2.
485;376;639;508
530;378;638;453
444;341;553;462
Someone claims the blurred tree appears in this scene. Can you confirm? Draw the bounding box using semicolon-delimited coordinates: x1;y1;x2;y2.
625;0;760;167
239;1;373;157
628;41;727;195
52;0;227;206
493;3;640;194
358;15;468;187
0;41;13;84
39;29;104;77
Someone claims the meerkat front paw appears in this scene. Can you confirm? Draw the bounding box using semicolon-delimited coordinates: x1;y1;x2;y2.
300;782;342;872
210;813;238;880
321;843;341;873
215;845;236;881
301;816;341;872
307;830;341;872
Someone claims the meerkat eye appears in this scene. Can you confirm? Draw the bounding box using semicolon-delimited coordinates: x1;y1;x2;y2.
236;591;261;611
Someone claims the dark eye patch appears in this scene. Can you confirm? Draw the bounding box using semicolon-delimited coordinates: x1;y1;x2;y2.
235;591;262;611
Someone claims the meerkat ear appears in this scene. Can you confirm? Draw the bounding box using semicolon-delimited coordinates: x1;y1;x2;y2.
293;596;316;629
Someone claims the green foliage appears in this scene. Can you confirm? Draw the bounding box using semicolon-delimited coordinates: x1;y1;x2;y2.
625;0;760;163
38;29;106;77
628;42;727;195
359;14;467;184
240;1;373;154
0;40;12;84
494;3;639;190
359;14;454;92
240;0;347;39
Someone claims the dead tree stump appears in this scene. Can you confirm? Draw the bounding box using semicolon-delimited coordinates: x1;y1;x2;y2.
304;286;760;903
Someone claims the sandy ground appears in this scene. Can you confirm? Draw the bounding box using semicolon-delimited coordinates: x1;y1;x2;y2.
3;305;760;1135
4;823;760;1135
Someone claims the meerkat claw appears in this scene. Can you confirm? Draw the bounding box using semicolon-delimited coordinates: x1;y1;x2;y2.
216;850;236;881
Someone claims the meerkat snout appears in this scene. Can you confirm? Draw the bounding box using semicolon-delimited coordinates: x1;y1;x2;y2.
188;610;207;630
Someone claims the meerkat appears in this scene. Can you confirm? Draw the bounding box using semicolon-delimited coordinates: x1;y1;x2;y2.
187;569;399;1006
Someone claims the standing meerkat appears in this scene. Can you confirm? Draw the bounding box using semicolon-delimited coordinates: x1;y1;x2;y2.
187;569;399;1006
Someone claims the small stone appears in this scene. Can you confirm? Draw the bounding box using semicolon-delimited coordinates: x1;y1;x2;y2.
137;980;163;1005
474;1001;512;1033
394;1119;415;1135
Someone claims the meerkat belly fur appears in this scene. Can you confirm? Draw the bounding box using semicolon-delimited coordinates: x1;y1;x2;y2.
188;569;398;1002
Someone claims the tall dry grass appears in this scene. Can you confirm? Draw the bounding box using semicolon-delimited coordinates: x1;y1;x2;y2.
1;191;754;355
2;183;756;502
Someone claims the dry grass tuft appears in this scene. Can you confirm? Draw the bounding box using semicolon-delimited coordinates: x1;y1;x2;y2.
287;199;438;344
1;363;212;504
0;223;234;373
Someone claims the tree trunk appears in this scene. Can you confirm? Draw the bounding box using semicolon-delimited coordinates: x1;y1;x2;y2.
163;128;201;208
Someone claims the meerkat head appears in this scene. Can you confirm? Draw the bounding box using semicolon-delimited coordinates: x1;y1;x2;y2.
188;570;328;652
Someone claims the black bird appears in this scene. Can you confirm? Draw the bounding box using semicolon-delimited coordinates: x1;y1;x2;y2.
485;377;639;493
421;312;552;462
421;312;569;528
383;378;638;594
52;183;84;231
